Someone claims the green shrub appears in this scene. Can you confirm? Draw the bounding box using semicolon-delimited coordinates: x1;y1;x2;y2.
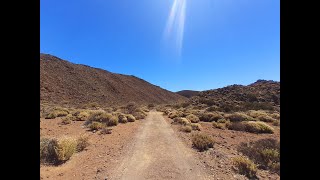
238;138;280;174
199;112;223;122
232;156;257;179
192;133;214;151
186;114;200;123
180;125;192;133
190;123;201;131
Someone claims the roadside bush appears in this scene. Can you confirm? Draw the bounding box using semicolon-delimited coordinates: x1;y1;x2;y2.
227;121;274;134
238;138;280;174
232;156;257;179
49;137;77;164
186;114;200;123
192;133;214;151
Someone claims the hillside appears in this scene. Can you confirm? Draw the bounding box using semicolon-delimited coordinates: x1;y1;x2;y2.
176;90;200;98
40;53;186;106
189;80;280;112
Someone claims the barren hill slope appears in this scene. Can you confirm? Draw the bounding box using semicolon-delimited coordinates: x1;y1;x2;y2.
40;53;186;106
176;90;200;98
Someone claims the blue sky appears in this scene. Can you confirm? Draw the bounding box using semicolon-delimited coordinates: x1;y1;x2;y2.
40;0;280;92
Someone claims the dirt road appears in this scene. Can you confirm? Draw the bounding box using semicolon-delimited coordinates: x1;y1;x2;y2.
110;111;209;180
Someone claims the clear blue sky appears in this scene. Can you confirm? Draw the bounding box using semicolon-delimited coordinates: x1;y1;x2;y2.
40;0;279;92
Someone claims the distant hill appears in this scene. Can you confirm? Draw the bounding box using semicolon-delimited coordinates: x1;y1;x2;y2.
189;80;280;112
176;90;200;98
40;53;187;106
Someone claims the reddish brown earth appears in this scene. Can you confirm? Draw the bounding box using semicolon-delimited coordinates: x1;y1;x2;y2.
40;53;186;107
40;118;144;180
164;115;280;180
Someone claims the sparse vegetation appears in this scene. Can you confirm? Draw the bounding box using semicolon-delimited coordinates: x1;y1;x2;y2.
100;127;112;135
238;138;280;174
192;133;214;151
45;107;69;119
232;156;257;179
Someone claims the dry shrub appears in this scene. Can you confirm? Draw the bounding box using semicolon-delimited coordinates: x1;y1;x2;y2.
232;156;257;179
192;133;214;151
118;114;128;123
191;123;202;131
76;111;90;121
199;112;223;122
50;137;77;164
186;114;200;123
88;122;106;131
212;122;225;129
180;125;192;133
227;121;274;134
133;109;147;120
126;114;136;122
225;112;255;122
217;119;227;123
173;117;190;125
76;135;89;152
100;127;112;135
168;111;178;118
40;138;52;163
238;138;280;174
270;112;280;120
272;120;280;126
245;121;274;134
125;102;138;114
88;111;118;126
45;108;69;119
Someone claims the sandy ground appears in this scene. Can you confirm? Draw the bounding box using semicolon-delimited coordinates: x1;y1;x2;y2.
110;111;210;180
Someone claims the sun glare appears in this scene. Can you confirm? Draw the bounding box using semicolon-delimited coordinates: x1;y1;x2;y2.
164;0;187;57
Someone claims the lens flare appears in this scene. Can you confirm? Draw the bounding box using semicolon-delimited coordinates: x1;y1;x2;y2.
164;0;187;57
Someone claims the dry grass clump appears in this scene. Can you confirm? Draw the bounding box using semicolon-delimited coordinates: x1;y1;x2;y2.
190;123;202;131
186;114;200;123
247;110;276;122
76;135;90;152
270;112;280;120
272;120;280;126
118;114;128;123
173;117;190;125
61;114;74;125
168;111;179;118
50;137;77;163
132;108;147;120
217;119;227;123
45;107;69;119
227;121;274;134
180;125;192;133
238;138;280;174
126;114;136;122
75;111;90;121
87;110;119;126
212;122;225;129
225;112;255;122
192;133;214;151
232;156;257;179
198;112;223;122
88;122;106;131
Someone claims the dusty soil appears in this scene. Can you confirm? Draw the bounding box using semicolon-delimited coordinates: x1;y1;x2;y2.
109;111;210;180
164;115;280;180
40;118;143;180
